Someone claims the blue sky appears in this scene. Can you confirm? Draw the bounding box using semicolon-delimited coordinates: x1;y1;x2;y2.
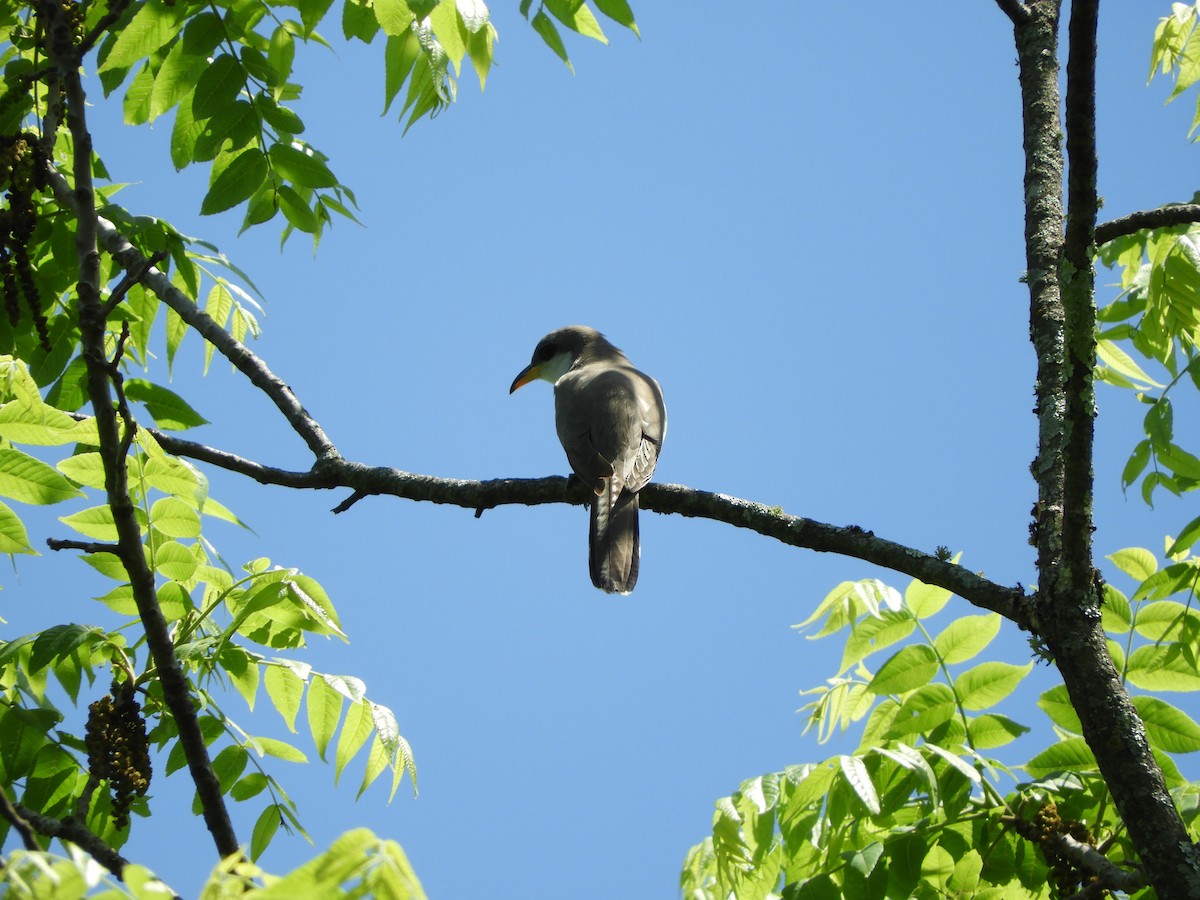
6;2;1200;897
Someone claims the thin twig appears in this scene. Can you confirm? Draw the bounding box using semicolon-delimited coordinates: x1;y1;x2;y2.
101;250;169;319
47;537;121;554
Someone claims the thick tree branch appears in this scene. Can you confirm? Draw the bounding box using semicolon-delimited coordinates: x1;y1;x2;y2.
1054;832;1146;894
1095;203;1200;244
140;424;1034;628
1009;3;1200;896
995;0;1031;26
0;786;39;851
44;1;240;862
1061;0;1098;580
11;802;129;879
1016;0;1067;587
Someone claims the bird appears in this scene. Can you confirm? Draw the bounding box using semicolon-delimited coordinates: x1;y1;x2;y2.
510;326;667;594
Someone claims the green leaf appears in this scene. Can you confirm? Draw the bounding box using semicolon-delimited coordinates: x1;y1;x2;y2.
0;449;84;505
101;0;183;71
171;94;206;168
0;401;81;446
1127;644;1200;691
464;22;495;90
151;539;198;582
231;772;268;802
905;579;952;618
840;612;915;673
149;28;212;121
248;736;308;763
428;1;465;70
221;646;260;709
1096;338;1163;387
967;713;1030;749
265;661;308;732
269;142;339;189
1167;514;1200;557
1133;600;1200;640
868;644;939;696
1025;737;1097;778
531;10;573;72
838;754;879;815
0;499;35;554
371;702;416;800
1133;696;1200;752
1037;684;1082;732
212;744;249;795
931;613;1001;665
124;379;209;430
334;699;375;784
123;62;156;125
920;844;955;892
149;497;201;539
277;185;320;234
29;624;102;674
191;54;244;120
1107;546;1157;582
258;96;305;136
1100;584;1133;634
1132;563;1198;602
250;805;282;861
307;674;344;761
375;0;416;36
59;505;120;541
887;683;957;737
201;149;270;216
544;0;607;43
953;661;1032;711
193;100;258;161
592;0;638;35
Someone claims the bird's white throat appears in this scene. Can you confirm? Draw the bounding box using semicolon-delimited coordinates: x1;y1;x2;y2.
540;350;577;385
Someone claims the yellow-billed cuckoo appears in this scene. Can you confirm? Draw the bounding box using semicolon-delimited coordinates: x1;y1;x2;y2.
510;326;667;594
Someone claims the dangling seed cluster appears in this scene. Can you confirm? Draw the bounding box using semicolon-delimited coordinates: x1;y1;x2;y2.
84;680;152;829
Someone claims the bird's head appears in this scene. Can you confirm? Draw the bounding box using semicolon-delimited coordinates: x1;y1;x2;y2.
509;325;609;393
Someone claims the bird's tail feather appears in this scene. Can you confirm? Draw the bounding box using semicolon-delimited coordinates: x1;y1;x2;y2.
589;484;640;594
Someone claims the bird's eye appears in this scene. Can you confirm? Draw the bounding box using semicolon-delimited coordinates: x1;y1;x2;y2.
534;342;556;362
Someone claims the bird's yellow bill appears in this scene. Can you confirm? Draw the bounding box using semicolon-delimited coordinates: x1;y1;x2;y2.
509;363;541;394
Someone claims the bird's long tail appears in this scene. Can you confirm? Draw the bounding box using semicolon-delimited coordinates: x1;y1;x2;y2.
589;481;640;594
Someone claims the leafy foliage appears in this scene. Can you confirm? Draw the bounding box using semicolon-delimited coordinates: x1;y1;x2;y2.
0;0;642;893
680;563;1200;899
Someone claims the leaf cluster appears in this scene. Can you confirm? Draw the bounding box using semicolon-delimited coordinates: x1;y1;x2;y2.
680;561;1200;899
0;363;415;879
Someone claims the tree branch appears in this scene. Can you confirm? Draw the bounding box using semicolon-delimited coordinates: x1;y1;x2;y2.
139;424;1035;628
994;0;1031;26
1054;831;1146;894
44;1;239;862
11;802;129;879
1095;203;1200;244
0;786;39;851
1062;0;1098;580
47;537;121;555
43;166;338;464
1008;3;1200;895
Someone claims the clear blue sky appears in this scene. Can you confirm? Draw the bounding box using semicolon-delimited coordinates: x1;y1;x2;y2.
6;3;1200;897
